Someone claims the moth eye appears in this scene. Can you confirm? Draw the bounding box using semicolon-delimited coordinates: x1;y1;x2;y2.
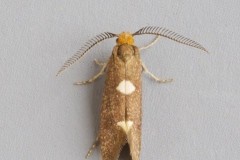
116;38;119;43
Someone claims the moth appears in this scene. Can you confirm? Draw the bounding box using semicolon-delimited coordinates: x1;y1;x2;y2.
57;26;208;160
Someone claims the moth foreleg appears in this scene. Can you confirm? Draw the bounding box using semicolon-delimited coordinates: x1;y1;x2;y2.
142;63;173;83
74;63;107;85
94;59;107;66
85;137;99;159
139;35;160;51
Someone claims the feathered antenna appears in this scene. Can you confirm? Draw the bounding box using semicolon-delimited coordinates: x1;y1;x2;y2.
133;26;208;53
56;32;117;76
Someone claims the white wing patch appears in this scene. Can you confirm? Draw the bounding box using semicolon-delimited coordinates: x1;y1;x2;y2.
116;80;136;95
117;121;133;134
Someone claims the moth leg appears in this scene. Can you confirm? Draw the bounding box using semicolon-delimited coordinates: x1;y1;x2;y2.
74;63;107;85
139;35;160;51
85;137;99;159
94;59;107;66
142;63;173;83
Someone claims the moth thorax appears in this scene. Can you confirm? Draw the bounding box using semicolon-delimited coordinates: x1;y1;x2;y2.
117;32;134;45
117;44;134;62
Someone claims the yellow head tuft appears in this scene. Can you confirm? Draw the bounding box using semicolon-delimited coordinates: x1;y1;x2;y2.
117;32;134;45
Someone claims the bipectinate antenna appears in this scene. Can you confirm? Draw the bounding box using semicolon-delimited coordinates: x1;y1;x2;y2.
133;26;208;53
56;32;117;76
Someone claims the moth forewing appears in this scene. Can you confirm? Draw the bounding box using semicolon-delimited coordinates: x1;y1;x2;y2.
99;44;142;160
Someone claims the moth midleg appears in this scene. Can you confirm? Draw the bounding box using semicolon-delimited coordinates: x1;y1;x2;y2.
85;137;99;159
74;63;107;85
139;35;160;51
141;63;173;83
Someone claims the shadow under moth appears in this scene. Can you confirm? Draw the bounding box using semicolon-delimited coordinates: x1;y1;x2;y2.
57;26;208;160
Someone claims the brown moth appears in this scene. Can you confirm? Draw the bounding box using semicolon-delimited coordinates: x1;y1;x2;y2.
57;26;208;160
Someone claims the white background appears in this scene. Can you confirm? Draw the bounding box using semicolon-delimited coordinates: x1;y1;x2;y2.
1;0;240;160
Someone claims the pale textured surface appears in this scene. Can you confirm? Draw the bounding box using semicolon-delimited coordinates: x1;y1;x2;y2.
0;0;240;160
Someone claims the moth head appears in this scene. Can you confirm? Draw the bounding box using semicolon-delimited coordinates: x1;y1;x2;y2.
116;44;135;62
116;32;134;45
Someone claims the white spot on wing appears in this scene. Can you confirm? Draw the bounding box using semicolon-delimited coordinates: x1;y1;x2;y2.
116;80;135;95
117;121;133;134
127;121;133;128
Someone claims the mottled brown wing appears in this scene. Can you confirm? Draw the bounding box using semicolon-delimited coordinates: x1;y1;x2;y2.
99;52;127;160
99;45;142;160
124;46;142;160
